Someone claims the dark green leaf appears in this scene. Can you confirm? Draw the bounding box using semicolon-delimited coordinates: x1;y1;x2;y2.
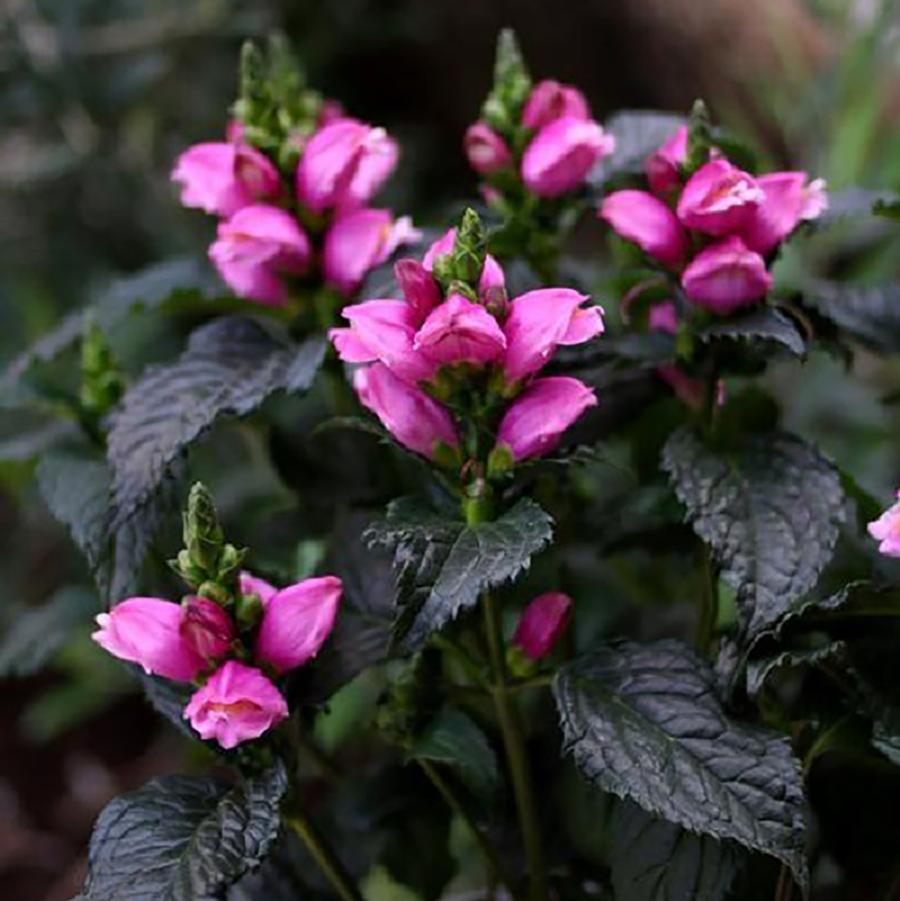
365;497;553;652
746;640;849;699
554;639;808;889
82;763;287;901
872;707;900;766
609;799;744;901
662;428;846;641
597;111;686;183
0;586;98;677
0;418;78;462
408;708;498;799
108;316;325;521
808;280;900;354
697;307;806;357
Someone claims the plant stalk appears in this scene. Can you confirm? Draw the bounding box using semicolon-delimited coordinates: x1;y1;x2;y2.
696;544;719;653
773;862;794;901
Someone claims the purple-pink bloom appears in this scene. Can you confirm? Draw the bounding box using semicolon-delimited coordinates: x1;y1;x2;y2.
254;576;342;674
495;376;597;462
323;208;419;297
521;80;590;130
676;159;763;237
354;363;458;460
868;492;900;558
183;660;288;749
464;122;513;175
599;190;688;268
209;204;312;305
648;300;679;334
502;288;604;384
240;571;278;605
295;118;398;213
92;597;205;682
521;116;615;198
180;596;235;664
681;235;773;314
645;125;688;197
740;172;828;255
413;292;507;366
512;591;573;660
395;259;442;322
171;142;282;218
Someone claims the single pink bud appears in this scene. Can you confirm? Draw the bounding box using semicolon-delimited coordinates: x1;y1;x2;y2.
295;118;398;213
239;572;278;605
184;660;288;749
648;300;678;334
512;592;572;660
171;142;282;218
868;492;900;557
645;125;688;197
180;596;235;663
354;362;458;460
209;204;312;305
599;190;688;268
681;235;773;314
676;159;763;236
92;598;205;682
740;172;828;255
421;228;507;299
502;288;604;384
464;122;513;175
254;576;342;673
331;299;435;384
395;259;442;323
522;80;590;130
521;116;615;198
413;292;507;366
323;208;420;296
495;376;597;462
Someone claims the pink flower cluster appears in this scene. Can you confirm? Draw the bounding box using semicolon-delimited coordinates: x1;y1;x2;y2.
465;80;615;198
92;572;341;749
172;115;417;304
600;126;827;315
868;492;900;557
328;229;603;464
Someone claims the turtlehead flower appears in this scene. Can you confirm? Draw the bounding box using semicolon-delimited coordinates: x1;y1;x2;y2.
92;598;205;682
394;259;442;322
600;190;688;269
413;292;508;366
239;571;278;605
512;592;572;660
681;236;772;314
868;493;900;558
184;661;288;749
676;159;763;236
521;80;590;130
255;576;342;673
645;125;688;197
172;142;282;217
464;122;513;175
180;596;236;664
209;204;312;305
740;172;828;255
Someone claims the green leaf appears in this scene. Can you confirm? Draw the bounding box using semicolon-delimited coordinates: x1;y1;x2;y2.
596;111;685;183
662;428;846;641
697;307;806;357
553;639;808;890
872;707;900;766
609;800;744;901
0;586;98;677
365;497;554;652
81;763;287;901
0;417;77;462
807;280;900;354
108;316;325;522
746;640;849;699
408;708;499;799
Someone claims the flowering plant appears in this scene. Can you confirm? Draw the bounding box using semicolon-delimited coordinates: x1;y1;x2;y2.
4;28;900;901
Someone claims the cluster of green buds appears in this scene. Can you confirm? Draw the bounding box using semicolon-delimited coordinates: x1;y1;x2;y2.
480;29;533;151
79;320;124;426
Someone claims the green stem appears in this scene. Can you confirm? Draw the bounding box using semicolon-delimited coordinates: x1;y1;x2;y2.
418;759;515;897
482;592;547;901
696;545;719;653
284;805;363;901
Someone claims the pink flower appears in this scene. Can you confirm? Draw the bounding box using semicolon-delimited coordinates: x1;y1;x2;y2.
395;259;442;322
495;376;597;462
868;492;900;557
184;660;288;749
645;125;688;197
180;596;235;663
740;172;828;255
354;363;458;460
512;592;572;660
323;208;419;296
172;142;282;217
676;159;763;236
330;299;435;384
254;576;342;673
599;190;688;268
413;292;507;366
464;122;513;175
502;288;604;384
422;229;506;298
681;236;773;314
92;598;205;682
648;300;678;334
522;80;590;130
240;572;278;605
521;116;615;198
209;204;312;305
295;118;398;213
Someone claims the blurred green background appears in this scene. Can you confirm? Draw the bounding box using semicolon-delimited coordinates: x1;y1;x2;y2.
2;1;900;898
